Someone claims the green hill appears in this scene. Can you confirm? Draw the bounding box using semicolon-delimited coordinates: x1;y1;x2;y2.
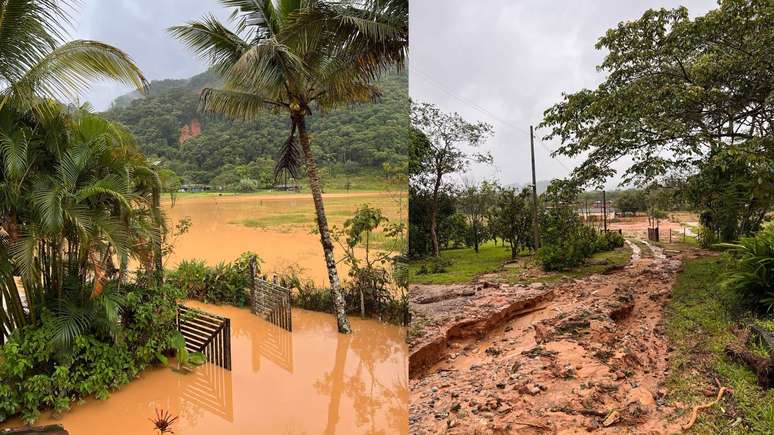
104;70;408;188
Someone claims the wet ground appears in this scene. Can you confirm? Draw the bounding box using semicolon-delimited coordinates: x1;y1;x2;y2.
5;302;408;435
162;191;405;286
409;239;694;434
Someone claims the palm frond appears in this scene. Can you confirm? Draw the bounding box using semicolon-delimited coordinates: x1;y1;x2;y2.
168;15;250;75
274;124;302;180
200;87;285;120
0;0;72;82
227;37;307;97
0;126;30;179
9;39;148;105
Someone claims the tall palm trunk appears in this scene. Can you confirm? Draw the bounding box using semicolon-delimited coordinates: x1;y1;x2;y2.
152;186;164;286
294;112;352;334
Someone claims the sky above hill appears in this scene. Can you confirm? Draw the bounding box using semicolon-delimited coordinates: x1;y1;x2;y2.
73;0;228;111
409;0;717;188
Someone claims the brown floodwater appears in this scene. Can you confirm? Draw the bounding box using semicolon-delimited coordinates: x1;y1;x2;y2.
4;301;408;435
162;192;405;286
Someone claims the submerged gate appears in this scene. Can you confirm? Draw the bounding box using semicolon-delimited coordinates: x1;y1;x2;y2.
177;305;232;370
248;257;293;331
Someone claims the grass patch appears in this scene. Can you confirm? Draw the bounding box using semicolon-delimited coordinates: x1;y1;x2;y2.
664;256;774;433
409;243;633;286
502;245;632;285
408;241;514;285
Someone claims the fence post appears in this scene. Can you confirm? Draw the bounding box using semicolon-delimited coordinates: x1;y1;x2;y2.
249;256;257;315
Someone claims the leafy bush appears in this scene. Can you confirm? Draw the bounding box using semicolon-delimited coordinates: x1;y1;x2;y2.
0;284;183;424
596;231;625;252
167;253;258;306
291;286;334;313
416;256;453;275
697;224;720;249
537;227;620;271
721;226;774;311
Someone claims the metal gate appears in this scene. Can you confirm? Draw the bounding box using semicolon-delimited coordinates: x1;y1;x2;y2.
248;257;293;331
177;305;232;370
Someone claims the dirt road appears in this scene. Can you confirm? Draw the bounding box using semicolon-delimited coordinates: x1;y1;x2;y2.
410;239;690;434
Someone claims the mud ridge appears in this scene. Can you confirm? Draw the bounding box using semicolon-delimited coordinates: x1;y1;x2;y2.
409;288;553;379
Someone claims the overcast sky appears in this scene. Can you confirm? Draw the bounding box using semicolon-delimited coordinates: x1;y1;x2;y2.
73;0;229;111
409;0;717;188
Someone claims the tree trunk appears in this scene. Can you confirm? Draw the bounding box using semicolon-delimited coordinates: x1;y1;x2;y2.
295;113;352;334
152;186;164;286
429;170;443;257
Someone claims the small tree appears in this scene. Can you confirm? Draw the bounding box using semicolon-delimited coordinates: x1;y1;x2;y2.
458;180;496;253
411;102;493;256
615;189;647;217
492;186;533;259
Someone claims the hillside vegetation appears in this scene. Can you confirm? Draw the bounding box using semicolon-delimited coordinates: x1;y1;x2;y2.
105;70;408;187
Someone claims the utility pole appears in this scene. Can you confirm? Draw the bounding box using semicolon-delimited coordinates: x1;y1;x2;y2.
602;189;608;232
530;125;540;249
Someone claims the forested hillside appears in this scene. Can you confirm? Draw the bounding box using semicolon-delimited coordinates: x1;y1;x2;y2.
104;70;408;187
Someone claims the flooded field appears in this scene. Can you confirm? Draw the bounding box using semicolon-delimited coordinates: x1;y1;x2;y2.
162;191;406;285
4;302;408;435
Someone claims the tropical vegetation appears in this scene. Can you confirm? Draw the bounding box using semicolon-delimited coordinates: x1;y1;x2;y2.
0;0;204;425
169;0;408;333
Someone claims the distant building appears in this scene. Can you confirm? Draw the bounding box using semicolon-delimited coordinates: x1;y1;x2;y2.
273;183;300;192
179;184;211;193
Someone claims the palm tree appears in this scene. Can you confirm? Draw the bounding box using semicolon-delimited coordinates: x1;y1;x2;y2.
0;0;148;110
1;104;162;334
0;0;149;338
170;0;406;333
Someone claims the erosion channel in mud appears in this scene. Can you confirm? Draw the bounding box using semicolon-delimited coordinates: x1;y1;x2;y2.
162;191;406;286
4;301;408;435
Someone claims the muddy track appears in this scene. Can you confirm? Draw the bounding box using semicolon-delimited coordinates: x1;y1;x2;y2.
410;239;687;434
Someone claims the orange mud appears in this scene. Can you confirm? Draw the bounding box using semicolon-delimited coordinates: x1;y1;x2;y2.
162;191;405;286
4;302;408;435
409;239;697;434
609;214;698;239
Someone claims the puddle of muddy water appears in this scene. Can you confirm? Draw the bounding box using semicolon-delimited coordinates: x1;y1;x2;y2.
5;302;408;435
162;192;405;286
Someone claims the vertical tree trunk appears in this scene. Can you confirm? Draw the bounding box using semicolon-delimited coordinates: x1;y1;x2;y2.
429;170;443;257
295;113;352;334
152;186;164;286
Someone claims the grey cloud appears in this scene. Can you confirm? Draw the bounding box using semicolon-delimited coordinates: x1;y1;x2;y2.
73;0;230;110
410;0;717;188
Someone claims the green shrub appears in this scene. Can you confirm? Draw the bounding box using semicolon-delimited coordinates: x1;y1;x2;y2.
0;284;183;425
415;256;453;275
721;226;774;311
697;224;720;249
537;226;603;271
596;231;625;252
167;253;258;306
291;286;334;313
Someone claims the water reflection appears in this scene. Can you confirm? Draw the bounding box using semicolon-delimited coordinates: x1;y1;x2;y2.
250;319;294;373
182;363;234;422
2;303;408;434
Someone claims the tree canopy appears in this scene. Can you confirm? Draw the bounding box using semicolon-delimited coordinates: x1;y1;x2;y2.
541;0;773;187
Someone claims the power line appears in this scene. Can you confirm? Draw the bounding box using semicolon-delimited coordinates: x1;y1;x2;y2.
410;65;574;173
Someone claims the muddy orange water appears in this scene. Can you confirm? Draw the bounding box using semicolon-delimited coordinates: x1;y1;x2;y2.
4;301;408;434
162;191;405;286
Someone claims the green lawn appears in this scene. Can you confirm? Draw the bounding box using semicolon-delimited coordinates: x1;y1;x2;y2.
409;241;514;285
409;242;632;286
664;256;774;433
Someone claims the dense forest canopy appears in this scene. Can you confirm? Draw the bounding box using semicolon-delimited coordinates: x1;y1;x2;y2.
104;69;408;185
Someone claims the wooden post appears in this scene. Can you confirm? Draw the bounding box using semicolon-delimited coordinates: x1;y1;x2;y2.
602;190;608;232
529;125;540;249
248;256;257;314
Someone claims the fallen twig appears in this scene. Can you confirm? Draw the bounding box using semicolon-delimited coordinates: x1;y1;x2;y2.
512;420;551;430
682;386;728;430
